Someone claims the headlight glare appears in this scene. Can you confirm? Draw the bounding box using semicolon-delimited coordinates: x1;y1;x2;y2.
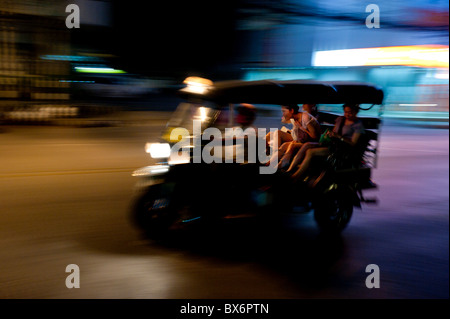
145;143;171;158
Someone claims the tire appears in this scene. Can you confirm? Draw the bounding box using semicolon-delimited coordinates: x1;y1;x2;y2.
313;185;354;233
131;187;177;239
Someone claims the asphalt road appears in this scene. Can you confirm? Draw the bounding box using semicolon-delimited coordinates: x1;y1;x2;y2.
0;119;448;300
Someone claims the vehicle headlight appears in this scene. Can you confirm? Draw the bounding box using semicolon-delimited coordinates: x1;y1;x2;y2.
145;143;171;158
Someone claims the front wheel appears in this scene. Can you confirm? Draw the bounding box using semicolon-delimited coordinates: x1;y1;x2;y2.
131;186;177;239
313;185;354;233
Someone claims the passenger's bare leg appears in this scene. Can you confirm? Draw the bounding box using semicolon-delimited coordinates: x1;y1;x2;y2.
266;130;282;153
265;132;272;150
267;142;290;166
277;142;302;169
274;130;293;149
291;147;329;182
265;130;293;165
286;142;319;173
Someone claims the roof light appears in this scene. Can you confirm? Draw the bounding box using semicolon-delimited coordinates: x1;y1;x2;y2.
181;76;213;94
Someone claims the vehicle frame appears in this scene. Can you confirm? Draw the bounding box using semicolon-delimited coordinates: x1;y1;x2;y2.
131;78;385;238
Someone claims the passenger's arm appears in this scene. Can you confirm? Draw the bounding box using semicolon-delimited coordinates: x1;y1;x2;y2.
329;131;360;147
305;122;320;140
292;117;319;140
349;132;361;147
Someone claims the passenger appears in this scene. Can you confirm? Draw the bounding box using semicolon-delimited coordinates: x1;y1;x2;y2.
276;103;321;169
265;104;297;151
289;103;365;182
266;104;321;167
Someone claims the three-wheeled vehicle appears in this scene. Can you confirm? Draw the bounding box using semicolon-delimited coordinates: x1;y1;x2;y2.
130;77;384;238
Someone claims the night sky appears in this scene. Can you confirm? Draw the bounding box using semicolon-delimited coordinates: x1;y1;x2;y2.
110;0;241;78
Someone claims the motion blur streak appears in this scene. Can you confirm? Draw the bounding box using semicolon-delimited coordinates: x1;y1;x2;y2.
0;0;448;300
312;45;449;68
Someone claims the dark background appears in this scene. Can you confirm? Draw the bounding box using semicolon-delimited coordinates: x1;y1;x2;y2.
106;0;241;79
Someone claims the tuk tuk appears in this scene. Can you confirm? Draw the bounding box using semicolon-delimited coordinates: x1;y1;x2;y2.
131;77;384;238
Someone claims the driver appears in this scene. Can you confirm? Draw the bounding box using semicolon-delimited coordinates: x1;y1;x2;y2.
223;103;257;163
235;103;257;130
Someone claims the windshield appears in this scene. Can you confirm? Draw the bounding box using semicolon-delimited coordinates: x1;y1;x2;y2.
166;102;221;133
166;102;285;133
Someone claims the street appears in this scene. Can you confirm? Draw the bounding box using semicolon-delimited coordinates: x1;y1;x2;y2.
0;118;448;299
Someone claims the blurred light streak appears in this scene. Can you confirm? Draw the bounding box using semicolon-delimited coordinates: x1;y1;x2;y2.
74;67;126;74
435;72;449;79
168;159;190;165
132;165;170;177
40;55;101;62
199;107;207;122
399;104;438;107
313;45;449;68
59;80;95;83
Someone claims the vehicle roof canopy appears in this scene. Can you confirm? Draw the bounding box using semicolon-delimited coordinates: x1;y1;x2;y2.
179;79;384;106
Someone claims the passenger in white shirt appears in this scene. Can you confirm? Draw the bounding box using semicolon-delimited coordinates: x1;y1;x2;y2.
266;104;321;169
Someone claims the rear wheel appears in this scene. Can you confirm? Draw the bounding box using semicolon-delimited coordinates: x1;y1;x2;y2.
314;185;354;233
